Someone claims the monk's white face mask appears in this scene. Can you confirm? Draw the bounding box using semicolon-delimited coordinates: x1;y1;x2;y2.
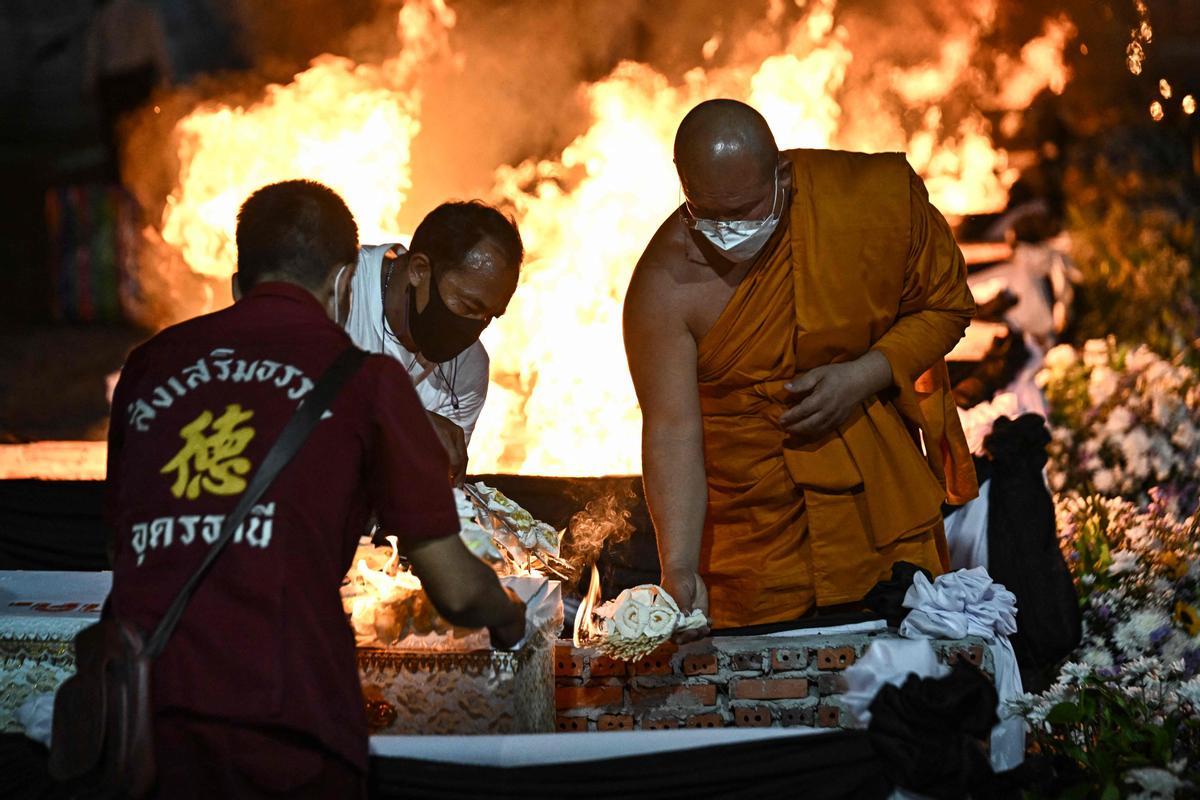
684;173;782;262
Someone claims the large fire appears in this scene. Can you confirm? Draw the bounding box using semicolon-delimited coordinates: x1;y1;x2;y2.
125;0;1075;477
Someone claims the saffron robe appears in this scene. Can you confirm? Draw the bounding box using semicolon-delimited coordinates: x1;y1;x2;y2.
696;149;978;629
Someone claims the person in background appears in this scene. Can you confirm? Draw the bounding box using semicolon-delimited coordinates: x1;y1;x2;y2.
83;0;173;178
334;201;523;484
109;179;525;798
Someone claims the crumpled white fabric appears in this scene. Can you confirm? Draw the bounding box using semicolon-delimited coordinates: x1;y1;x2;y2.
899;567;1026;773
943;479;991;571
841;638;950;728
18;692;55;748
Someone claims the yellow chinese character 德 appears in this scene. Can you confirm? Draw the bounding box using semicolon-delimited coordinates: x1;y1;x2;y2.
161;404;256;500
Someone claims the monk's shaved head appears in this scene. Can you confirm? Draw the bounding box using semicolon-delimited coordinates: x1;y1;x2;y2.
674;99;778;187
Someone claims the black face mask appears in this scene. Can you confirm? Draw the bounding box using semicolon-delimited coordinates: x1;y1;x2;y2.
408;273;488;363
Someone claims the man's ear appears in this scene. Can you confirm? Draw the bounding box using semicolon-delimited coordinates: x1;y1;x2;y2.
231;273;243;301
408;252;431;287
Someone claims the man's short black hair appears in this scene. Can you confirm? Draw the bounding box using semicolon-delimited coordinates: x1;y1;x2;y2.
409;200;523;275
235;180;358;294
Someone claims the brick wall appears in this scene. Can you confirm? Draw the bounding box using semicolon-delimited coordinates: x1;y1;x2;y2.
554;632;990;732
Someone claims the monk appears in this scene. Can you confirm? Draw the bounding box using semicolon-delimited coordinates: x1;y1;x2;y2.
624;99;978;631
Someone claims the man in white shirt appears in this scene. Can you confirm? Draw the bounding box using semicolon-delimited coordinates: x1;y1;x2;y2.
333;201;523;483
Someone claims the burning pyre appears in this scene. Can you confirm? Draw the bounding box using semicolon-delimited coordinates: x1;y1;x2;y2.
342;482;565;649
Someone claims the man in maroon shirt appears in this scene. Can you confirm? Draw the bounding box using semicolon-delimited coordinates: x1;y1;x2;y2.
106;180;525;798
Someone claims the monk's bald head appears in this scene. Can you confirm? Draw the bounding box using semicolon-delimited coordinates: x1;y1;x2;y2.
674;99;778;191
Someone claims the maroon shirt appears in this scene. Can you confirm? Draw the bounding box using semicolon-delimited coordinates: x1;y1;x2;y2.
106;282;459;771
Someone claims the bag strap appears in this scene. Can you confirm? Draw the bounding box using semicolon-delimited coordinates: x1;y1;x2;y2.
145;346;368;658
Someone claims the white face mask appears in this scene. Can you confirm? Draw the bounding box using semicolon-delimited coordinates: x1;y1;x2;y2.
685;173;782;262
327;264;349;324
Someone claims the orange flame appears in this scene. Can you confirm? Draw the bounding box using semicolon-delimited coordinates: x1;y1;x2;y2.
125;0;1076;477
572;564;603;648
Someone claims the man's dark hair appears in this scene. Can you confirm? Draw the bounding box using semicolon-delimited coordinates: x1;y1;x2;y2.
409;200;523;275
236;180;359;294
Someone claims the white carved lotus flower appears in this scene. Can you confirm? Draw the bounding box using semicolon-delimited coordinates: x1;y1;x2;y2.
587;584;708;661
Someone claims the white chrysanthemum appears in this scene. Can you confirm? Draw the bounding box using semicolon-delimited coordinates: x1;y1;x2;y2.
1171;422;1197;451
1104;406;1137;436
1080;647;1114;669
1089;366;1120;406
1124;766;1186;799
1113;609;1172;656
1082;339;1111;368
1176;677;1200;710
1093;469;1117;494
1108;549;1140;575
1125;346;1161;375
1044;343;1079;371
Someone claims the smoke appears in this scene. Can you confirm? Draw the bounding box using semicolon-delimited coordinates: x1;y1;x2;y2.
561;483;638;578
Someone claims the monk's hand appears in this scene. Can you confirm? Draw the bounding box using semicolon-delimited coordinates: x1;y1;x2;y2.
426;410;467;485
662;566;711;643
781;352;893;438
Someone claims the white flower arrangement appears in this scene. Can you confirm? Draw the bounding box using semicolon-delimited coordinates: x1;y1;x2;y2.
1036;339;1200;511
1011;491;1200;793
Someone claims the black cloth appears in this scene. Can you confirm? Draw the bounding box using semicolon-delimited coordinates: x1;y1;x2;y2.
983;414;1081;692
867;663;1001;799
0;480;109;570
370;730;891;799
861;561;931;628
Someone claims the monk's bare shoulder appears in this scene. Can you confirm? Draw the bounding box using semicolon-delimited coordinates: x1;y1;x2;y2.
625;209;693;322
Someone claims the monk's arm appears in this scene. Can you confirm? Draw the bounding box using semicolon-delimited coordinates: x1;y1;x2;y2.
623;264;708;616
870;167;976;387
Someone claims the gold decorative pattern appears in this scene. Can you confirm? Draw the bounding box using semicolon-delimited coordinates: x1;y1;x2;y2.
0;637;76;669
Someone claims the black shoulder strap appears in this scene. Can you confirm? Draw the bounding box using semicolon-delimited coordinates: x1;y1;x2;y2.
145;347;368;658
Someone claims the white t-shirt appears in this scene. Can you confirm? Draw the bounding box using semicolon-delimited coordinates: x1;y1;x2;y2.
341;243;489;444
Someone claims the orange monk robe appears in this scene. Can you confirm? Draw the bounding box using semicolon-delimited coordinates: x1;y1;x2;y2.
696;148;978;629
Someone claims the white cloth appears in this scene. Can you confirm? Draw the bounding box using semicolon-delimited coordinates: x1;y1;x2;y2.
342;243;490;443
17;693;55;748
841;638;950;728
956;333;1049;455
944;479;991;571
899;567;1025;772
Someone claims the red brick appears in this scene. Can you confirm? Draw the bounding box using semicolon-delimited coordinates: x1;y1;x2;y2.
682;653;718;676
554;646;585;677
686;712;725;729
556;716;588;732
817;704;841;727
640;716;682;730
728;651;764;672
597;714;635;731
943;646;984;667
589;655;627;677
817;674;848;696
630;683;717;709
733;705;773;727
731;677;809;701
632;642;678;676
555;685;623;710
770;648;808;672
778;706;815;727
816;646;856;670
